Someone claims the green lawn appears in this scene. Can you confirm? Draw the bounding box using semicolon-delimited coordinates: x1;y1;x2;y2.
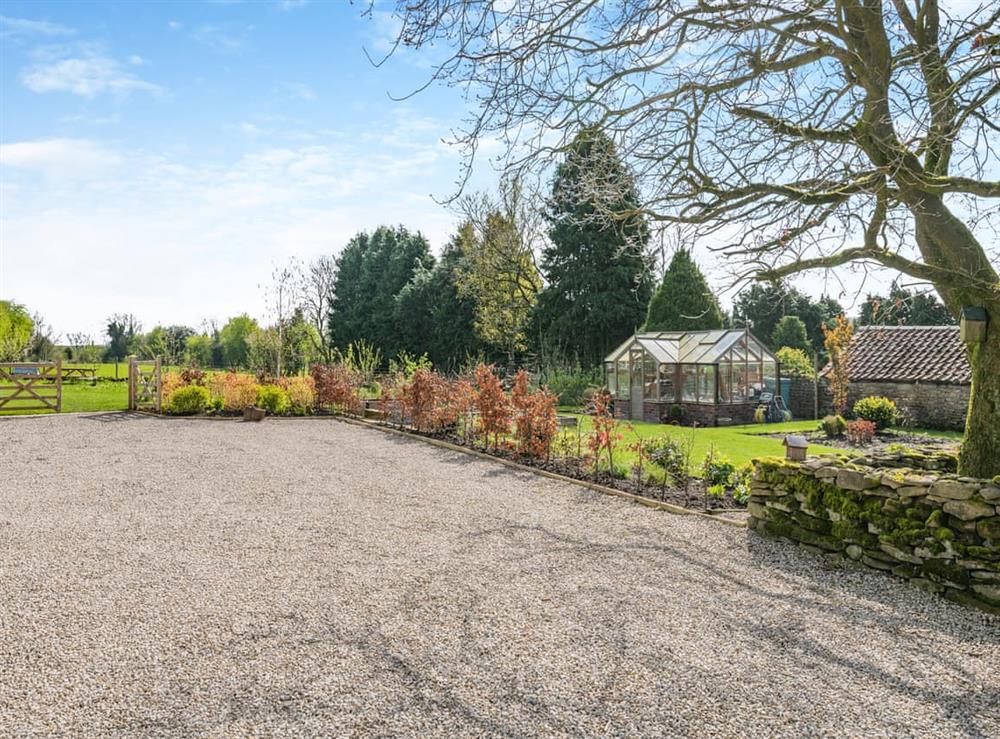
62;362;130;380
0;381;127;416
561;414;851;475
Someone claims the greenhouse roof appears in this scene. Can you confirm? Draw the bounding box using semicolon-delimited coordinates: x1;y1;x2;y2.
604;330;775;365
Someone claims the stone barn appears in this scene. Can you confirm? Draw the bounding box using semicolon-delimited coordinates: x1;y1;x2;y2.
820;325;969;430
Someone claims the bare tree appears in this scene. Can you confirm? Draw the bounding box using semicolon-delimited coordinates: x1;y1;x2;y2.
264;264;297;377
294;255;337;363
375;1;1000;476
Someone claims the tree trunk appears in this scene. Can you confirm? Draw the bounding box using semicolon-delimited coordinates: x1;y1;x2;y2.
958;313;1000;479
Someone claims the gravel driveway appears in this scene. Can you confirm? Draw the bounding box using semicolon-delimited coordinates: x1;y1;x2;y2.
1;413;997;737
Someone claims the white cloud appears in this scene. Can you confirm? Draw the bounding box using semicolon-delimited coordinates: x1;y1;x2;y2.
22;53;162;97
0;120;465;336
285;82;317;101
192;25;250;54
0;139;123;179
0;15;74;37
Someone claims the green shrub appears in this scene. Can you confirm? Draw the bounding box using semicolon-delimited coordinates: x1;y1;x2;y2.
853;396;897;429
730;463;753;505
209;396;224;412
544;366;601;407
706;483;726;499
821;414;847;438
168;385;210;415
776;346;816;379
701;445;736;486
647;436;689;485
256;384;289;415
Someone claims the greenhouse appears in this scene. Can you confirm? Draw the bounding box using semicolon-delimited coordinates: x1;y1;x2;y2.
603;329;780;426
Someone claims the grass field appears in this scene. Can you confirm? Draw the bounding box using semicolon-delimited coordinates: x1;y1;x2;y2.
0;381;128;416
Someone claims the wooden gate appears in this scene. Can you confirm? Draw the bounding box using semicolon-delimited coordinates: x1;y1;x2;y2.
128;357;162;412
0;360;62;413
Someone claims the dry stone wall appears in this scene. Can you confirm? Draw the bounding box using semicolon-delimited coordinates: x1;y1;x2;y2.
748;450;1000;615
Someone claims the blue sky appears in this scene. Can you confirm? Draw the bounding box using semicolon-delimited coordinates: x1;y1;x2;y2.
1;1;937;342
0;0;495;339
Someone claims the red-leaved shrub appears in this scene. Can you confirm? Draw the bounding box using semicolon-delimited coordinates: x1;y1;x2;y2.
450;376;478;441
311;363;362;414
400;367;451;432
511;370;558;459
846;418;876;445
474;364;511;449
588;389;622;473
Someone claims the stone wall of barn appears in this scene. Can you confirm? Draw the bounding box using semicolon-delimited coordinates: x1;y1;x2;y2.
748;451;1000;615
819;379;970;430
787;377;817;420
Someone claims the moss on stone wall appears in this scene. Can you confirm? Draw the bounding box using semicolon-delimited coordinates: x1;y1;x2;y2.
749;452;1000;616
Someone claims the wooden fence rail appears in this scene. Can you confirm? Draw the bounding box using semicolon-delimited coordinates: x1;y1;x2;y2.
0;360;62;413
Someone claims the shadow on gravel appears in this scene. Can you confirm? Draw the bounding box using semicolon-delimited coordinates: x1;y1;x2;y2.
79;411;154;423
461;520;1000;735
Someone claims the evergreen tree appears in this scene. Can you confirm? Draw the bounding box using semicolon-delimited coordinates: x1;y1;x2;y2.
643;250;723;331
732;281;842;353
858;281;954;326
772;315;810;352
536;127;653;367
394;230;484;369
328;225;434;359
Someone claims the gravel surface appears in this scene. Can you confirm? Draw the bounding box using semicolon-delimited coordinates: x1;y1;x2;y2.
1;413;997;737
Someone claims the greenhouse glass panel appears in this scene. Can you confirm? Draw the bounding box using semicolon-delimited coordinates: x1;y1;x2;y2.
763;360;777;394
617;359;629;399
697;365;716;402
659;363;676;402
681;364;698;401
643;357;658;400
747;360;763;401
604;361;616;397
718;361;732;402
732;361;748;402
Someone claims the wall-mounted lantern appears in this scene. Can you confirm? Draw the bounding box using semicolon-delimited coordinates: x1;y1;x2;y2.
960;306;988;344
783;435;808;461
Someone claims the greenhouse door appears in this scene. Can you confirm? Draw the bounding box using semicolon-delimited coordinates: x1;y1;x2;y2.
629;350;644;421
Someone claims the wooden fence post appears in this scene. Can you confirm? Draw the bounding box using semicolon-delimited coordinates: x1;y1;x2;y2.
155;357;162;413
127;355;135;411
55;357;62;413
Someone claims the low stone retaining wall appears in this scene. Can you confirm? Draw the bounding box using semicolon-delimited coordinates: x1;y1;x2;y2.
748;452;1000;615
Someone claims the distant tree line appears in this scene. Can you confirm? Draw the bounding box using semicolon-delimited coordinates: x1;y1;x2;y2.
2;126;953;375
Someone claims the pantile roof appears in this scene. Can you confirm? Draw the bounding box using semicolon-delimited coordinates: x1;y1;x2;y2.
822;325;970;385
